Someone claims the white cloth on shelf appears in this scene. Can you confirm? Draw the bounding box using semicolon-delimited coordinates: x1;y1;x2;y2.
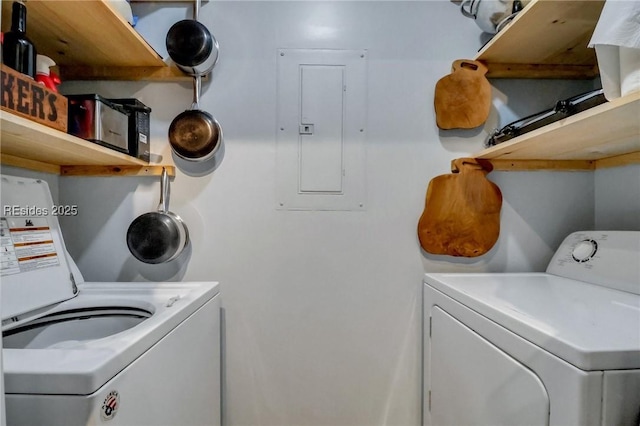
588;0;640;99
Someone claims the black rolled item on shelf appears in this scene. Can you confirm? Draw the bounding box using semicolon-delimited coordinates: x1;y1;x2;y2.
485;89;608;147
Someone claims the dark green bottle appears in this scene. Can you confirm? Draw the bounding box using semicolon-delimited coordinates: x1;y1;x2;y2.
2;2;37;78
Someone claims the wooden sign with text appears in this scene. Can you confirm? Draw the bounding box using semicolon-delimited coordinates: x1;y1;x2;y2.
1;64;68;132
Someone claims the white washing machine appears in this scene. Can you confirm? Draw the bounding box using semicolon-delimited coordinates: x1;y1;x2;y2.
423;231;640;426
0;175;221;426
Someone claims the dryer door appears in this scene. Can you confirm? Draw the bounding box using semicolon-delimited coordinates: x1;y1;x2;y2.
428;306;550;425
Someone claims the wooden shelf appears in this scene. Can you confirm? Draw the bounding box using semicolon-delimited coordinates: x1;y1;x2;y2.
465;0;640;171
0;1;178;175
474;92;640;170
59;65;193;82
1;111;174;176
0;0;188;81
475;0;605;79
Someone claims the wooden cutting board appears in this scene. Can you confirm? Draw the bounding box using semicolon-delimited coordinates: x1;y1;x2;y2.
434;60;491;130
417;158;502;257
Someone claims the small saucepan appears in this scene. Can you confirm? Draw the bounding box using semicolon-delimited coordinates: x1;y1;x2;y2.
165;0;219;76
168;74;223;162
126;168;189;264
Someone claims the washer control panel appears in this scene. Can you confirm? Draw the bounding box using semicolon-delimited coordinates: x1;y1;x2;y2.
547;231;640;295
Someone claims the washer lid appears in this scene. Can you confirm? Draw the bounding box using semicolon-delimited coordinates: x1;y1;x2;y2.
424;272;640;371
1;175;77;325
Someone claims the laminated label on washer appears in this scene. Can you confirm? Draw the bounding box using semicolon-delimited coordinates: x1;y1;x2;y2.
1;217;60;276
1;175;76;322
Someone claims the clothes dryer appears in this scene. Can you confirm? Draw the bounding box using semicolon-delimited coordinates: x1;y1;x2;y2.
423;231;640;425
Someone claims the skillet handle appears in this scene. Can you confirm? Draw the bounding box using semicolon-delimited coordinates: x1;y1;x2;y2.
192;74;201;110
194;0;201;21
158;167;170;213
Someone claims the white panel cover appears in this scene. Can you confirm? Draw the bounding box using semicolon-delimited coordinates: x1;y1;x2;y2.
276;49;367;211
1;175;76;322
299;65;345;193
429;306;549;426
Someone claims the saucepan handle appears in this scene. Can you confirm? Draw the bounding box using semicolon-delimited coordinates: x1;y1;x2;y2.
157;168;170;213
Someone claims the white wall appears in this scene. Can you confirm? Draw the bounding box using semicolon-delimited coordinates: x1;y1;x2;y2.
0;167;59;202
595;165;640;230
44;1;634;425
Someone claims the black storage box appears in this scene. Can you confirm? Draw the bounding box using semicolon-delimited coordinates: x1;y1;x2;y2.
67;94;130;154
109;98;152;162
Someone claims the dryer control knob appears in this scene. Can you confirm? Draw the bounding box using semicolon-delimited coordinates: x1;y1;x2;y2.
572;239;598;262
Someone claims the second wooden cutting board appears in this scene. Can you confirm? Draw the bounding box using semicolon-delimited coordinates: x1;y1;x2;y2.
417;158;502;257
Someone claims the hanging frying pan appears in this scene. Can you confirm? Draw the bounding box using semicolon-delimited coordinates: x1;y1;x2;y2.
165;0;219;76
126;168;189;264
168;74;223;161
